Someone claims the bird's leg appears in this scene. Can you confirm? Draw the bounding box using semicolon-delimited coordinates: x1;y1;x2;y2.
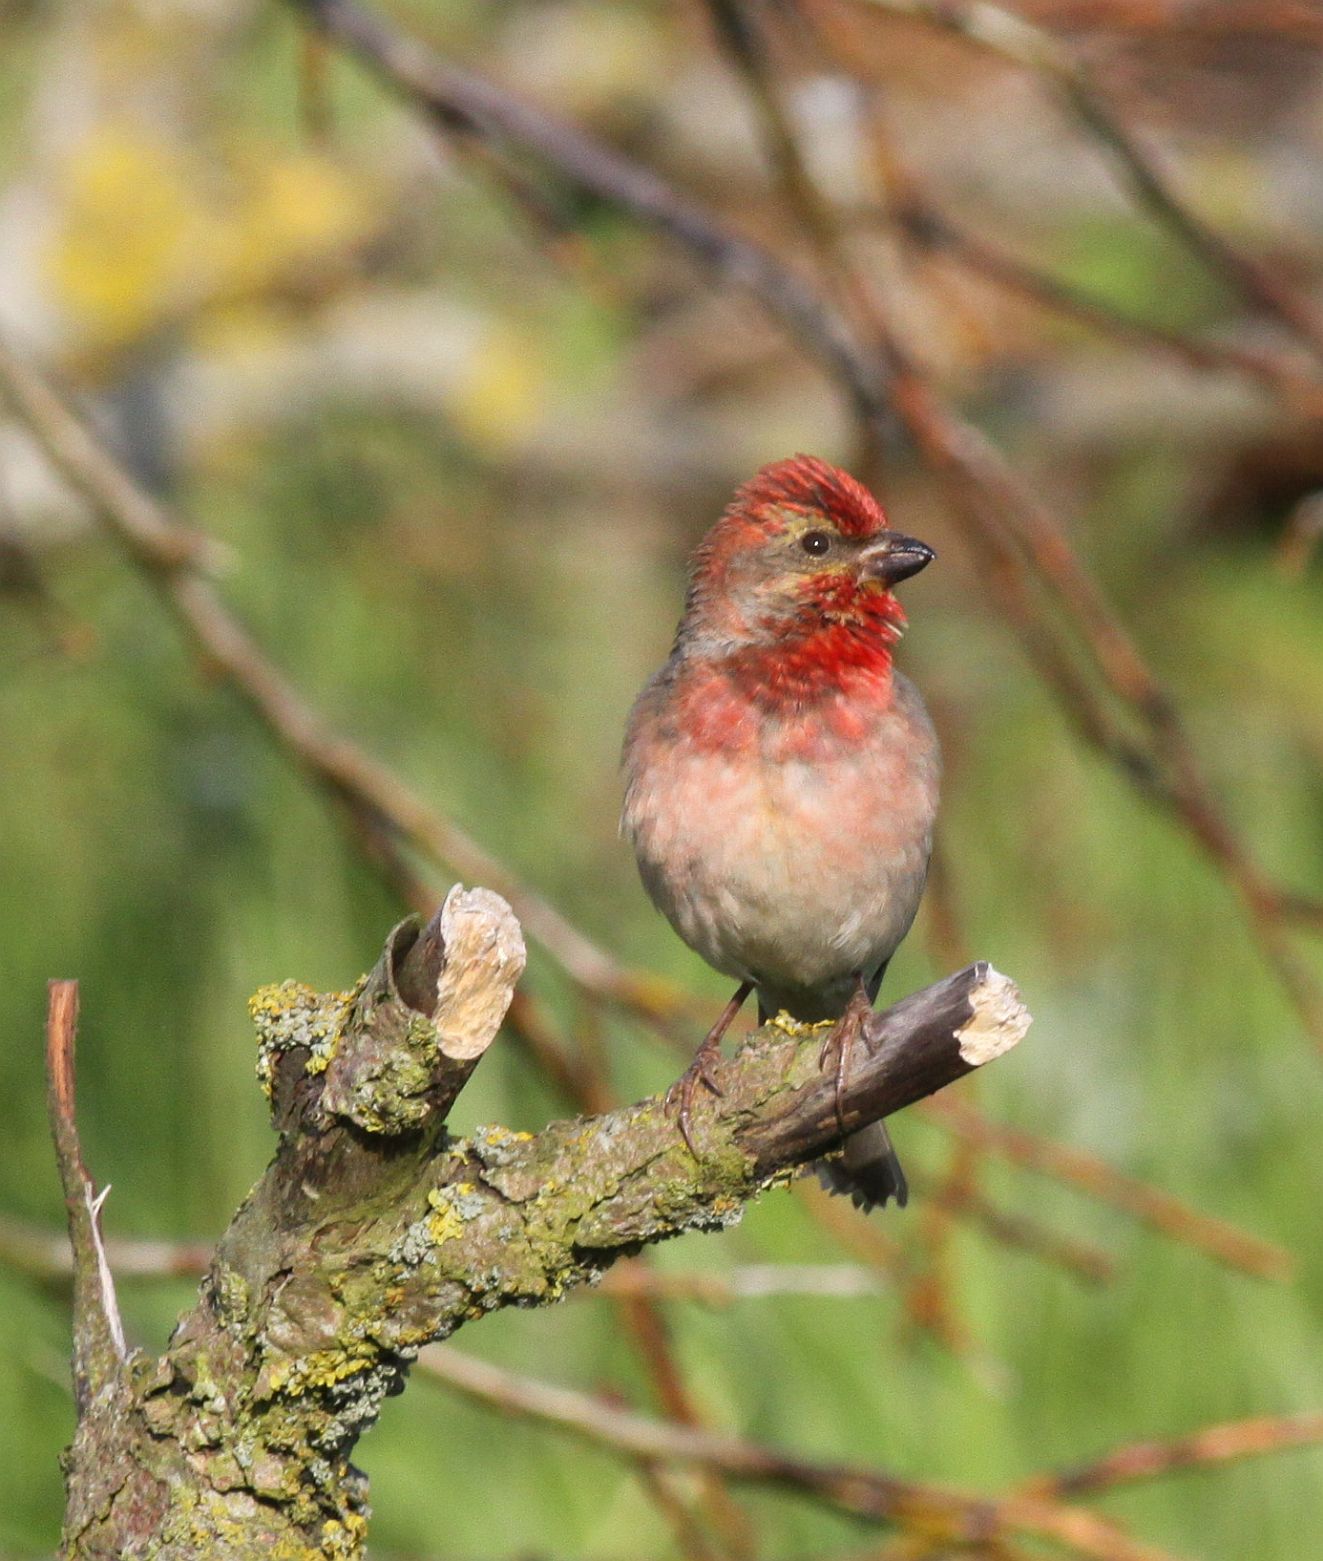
667;980;753;1157
818;973;874;1137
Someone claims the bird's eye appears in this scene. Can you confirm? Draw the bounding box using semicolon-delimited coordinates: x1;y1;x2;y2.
800;530;831;556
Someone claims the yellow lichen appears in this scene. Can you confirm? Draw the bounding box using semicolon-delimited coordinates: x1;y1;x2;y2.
320;1513;368;1558
249;980;359;1096
265;1344;376;1398
476;1124;532;1144
424;1188;466;1245
765;1010;833;1038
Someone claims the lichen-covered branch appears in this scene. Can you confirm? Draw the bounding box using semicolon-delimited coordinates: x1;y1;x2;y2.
54;890;1027;1559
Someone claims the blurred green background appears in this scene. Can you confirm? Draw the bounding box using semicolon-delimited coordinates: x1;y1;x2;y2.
2;2;1322;1557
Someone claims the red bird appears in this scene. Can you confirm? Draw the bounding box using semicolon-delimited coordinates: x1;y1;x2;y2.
622;455;939;1209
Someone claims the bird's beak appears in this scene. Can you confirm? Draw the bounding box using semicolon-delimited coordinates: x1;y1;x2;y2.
859;533;936;587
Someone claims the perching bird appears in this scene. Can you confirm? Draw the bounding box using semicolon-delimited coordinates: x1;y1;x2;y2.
621;455;939;1210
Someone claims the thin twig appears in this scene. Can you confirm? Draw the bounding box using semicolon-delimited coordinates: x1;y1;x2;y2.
291;0;889;435
876;194;1323;421
0;332;685;1021
0;1215;213;1285
418;1345;1184;1561
924;1096;1295;1282
44;981;127;1412
914;1170;1116;1288
851;0;1323;362
1020;1412;1323;1500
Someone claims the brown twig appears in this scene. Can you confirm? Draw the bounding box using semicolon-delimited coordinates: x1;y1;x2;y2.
1020;1412;1323;1500
0;331;684;1021
0;1215;213;1285
44;981;127;1413
418;1345;1182;1561
913;1169;1117;1288
924;1096;1295;1282
884;343;1323;1050
290;0;890;436
878;193;1323;421
850;0;1323;363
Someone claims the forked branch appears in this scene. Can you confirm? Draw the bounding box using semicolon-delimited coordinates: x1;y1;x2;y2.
54;891;1026;1559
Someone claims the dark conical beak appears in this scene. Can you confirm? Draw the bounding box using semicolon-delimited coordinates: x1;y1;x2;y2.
859;533;936;587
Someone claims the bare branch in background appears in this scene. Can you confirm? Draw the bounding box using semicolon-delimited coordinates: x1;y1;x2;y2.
872;192;1323;421
418;1345;1181;1561
924;1095;1294;1282
1022;1412;1323;1500
849;0;1323;362
0;331;680;1020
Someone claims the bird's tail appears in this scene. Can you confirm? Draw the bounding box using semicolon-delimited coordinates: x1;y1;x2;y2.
815;1120;908;1212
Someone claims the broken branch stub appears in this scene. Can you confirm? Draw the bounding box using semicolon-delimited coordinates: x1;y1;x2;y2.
53;895;1027;1560
255;886;526;1137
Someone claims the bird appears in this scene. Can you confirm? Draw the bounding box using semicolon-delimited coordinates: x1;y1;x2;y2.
621;454;939;1210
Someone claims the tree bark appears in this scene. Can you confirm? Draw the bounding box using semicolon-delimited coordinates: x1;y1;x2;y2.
51;886;1029;1559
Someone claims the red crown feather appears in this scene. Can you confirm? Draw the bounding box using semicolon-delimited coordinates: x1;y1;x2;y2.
729;454;889;539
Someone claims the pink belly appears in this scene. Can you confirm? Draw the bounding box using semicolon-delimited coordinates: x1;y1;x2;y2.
623;686;938;996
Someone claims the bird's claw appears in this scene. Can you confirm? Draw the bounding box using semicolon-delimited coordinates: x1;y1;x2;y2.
665;980;751;1159
665;1041;725;1159
817;981;875;1138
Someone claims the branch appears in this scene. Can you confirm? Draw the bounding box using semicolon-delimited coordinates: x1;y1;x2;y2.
0;1216;213;1286
878;194;1323;421
852;0;1323;363
0;330;688;1021
924;1096;1294;1282
54;906;1026;1557
290;0;889;435
1020;1412;1323;1500
908;1169;1115;1287
417;1346;1179;1561
44;981;126;1414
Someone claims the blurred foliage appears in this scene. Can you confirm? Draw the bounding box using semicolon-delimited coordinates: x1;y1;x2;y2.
2;1;1323;1557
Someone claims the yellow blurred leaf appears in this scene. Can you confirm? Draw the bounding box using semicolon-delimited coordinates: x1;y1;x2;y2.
447;324;546;451
45;123;209;349
219;148;375;298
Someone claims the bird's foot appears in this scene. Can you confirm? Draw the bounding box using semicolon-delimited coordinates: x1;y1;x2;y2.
665;1033;726;1158
817;978;875;1137
665;980;752;1158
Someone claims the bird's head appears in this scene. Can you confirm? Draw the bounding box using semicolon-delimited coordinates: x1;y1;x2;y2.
678;455;934;663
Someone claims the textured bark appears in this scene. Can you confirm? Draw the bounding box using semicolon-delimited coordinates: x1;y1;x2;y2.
54;888;1029;1559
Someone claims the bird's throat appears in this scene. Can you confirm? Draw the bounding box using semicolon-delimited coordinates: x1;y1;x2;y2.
672;601;902;755
727;617;896;709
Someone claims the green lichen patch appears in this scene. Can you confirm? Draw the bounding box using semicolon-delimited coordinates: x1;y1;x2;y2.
250;981;358;1098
